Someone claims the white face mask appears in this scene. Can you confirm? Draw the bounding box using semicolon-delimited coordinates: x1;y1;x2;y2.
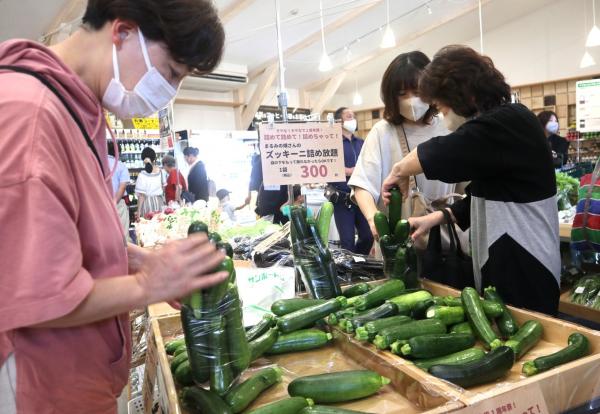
399;97;429;122
102;28;178;119
546;121;559;134
443;110;468;132
343;119;357;133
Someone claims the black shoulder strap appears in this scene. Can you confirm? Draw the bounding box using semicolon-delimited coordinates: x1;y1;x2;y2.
0;65;105;175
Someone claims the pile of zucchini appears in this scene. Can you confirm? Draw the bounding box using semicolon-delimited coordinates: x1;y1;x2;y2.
290;203;342;299
373;189;418;287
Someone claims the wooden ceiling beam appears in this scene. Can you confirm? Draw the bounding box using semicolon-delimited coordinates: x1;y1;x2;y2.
241;63;279;129
311;71;347;115
220;0;257;25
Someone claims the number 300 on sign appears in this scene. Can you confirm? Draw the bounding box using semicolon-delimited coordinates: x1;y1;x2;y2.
300;165;328;178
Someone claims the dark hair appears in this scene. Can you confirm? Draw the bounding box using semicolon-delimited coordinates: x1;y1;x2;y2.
292;185;303;201
334;107;348;120
82;0;224;74
419;45;511;117
381;51;436;126
141;147;156;162
216;189;230;200
537;111;558;128
162;154;176;168
107;141;115;157
183;146;199;157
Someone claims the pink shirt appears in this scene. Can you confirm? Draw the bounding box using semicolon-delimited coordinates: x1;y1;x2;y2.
0;40;129;413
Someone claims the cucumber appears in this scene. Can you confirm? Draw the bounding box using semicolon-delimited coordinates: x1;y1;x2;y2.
414;348;486;371
225;286;251;373
394;219;410;244
181;386;232;414
388;189;402;231
355;315;412;342
174;360;194;386
247;397;313;414
345;302;398;333
353;280;405;311
429;346;515;388
300;406;372;414
400;333;475;358
316;201;334;245
277;297;347;333
387;290;433;310
411;299;435;320
224;367;283;413
209;316;234;396
249;328;279;361
170;351;189;373
373;319;446;350
504;320;543;360
267;329;332;354
461;287;502;350
342;283;371;298
246;314;276;342
373;211;390;237
450;322;473;335
173;344;188;357
426;306;465;326
165;338;185;355
484;286;519;338
288;370;390;403
443;296;503;319
271;298;327;316
522;333;590;376
389;340;409;354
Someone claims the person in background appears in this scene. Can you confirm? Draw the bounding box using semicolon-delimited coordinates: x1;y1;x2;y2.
162;154;187;204
349;51;455;240
281;185;313;218
328;107;373;255
136;147;167;219
107;142;131;236
183;146;209;202
241;151;262;209
381;45;559;315
217;189;237;222
537;110;569;167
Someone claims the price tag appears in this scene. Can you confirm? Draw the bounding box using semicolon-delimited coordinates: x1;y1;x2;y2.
575;286;585;294
353;256;366;263
454;383;550;414
132;117;159;130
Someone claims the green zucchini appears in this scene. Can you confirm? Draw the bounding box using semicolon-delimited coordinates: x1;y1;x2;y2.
504;320;543;360
394;219;410;244
224;367;283;413
271;298;327;316
246;314;276;342
373;319;446;350
400;333;475;358
387;290;433;310
288;370;390;403
353;279;405;311
390;246;408;282
426;306;465;326
411;299;435;320
225;286;251;372
217;241;234;258
373;211;390;237
206;259;235;308
173;345;187;357
209;316;234;396
249;327;279;362
209;231;222;243
246;397;313;414
174;360;193;386
429;346;515;388
388;189;402;231
355;315;412;342
414;348;486;371
450;322;473;335
443;296;504;319
180;306;210;384
165;338;185;355
277;297;346;333
316;201;334;245
389;340;409;354
300;406;372;414
188;220;209;235
345;302;398;333
170;351;189;373
522;333;590;376
267;329;332;354
342;283;371;298
432;296;446;306
181;386;232;414
461;287;502;350
483;286;519;338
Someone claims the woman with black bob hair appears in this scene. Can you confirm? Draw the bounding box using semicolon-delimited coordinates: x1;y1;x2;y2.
135;146;167;219
349;51;455;238
382;45;560;315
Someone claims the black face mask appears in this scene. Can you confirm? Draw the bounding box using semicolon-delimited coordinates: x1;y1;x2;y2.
144;162;153;174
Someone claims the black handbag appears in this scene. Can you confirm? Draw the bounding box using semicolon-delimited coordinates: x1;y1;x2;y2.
421;209;474;290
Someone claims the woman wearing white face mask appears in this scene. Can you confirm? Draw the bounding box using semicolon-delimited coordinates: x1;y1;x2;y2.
382;46;560;316
349;51;455;239
0;1;226;412
537;110;569;167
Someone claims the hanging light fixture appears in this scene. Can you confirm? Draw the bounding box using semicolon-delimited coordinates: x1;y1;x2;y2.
380;0;396;48
587;0;600;47
318;0;332;72
353;75;363;105
580;50;596;68
426;4;433;15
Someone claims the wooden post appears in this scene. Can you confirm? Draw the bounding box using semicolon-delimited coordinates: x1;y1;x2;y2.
241;63;279;129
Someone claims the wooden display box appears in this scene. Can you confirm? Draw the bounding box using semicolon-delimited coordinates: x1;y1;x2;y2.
146;313;464;414
332;280;600;413
559;290;600;324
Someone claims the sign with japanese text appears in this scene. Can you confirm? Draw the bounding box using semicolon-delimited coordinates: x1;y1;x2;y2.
258;122;346;185
576;79;600;132
132;116;159;130
158;105;175;151
455;383;550;414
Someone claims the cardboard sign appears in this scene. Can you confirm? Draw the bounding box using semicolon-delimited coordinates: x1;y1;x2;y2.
455;383;550;414
576;79;600;132
132;117;159;130
258;122;346;185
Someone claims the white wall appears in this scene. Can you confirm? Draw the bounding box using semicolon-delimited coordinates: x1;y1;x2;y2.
173;103;237;131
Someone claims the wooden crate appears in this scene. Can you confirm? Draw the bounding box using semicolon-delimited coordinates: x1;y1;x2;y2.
147;314;464;414
559;290;600;324
332;280;600;413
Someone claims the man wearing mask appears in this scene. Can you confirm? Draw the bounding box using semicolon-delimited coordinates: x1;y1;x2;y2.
328;107;373;255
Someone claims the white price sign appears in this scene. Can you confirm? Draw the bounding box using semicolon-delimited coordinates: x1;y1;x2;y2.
576;79;600;132
258;122;346;185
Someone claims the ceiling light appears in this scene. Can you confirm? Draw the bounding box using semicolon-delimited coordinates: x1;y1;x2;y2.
319;52;333;72
427;5;432;15
381;25;396;48
580;50;596;68
588;0;600;47
353;92;363;106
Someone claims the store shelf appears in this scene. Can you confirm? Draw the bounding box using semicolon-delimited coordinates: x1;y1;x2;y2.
559;290;600;324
